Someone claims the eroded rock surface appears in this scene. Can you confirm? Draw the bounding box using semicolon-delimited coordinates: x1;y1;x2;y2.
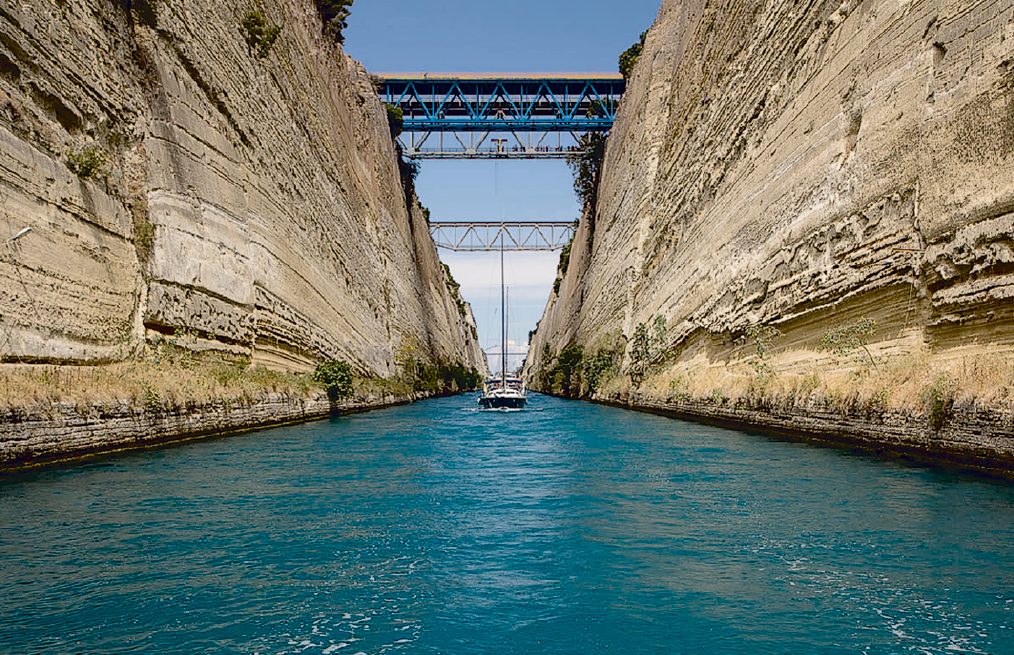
527;0;1014;380
0;0;484;376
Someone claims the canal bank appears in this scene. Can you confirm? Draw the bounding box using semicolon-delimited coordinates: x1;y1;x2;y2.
0;389;466;475
587;391;1014;479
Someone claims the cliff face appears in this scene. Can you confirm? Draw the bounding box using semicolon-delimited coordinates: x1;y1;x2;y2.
0;0;484;376
527;0;1014;382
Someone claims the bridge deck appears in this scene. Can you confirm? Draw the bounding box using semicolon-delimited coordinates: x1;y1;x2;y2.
377;73;625;133
429;221;577;251
376;72;623;80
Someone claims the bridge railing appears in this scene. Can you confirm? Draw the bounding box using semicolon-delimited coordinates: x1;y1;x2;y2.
404;145;584;160
377;74;624;133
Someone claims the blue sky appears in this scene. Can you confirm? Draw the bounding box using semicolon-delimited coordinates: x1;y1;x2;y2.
344;0;662;372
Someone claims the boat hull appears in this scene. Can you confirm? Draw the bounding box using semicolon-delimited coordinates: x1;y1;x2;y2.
478;395;527;409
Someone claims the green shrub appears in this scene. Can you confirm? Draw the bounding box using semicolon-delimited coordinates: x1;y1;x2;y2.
553;343;584;396
566;132;607;211
557;238;573;276
619;31;647;82
921;373;956;431
536;343;587;397
134;214;155;262
629;315;670;384
385;103;404;137
629;322;651;384
66;146;106;179
397;151;419;207
583;349;617;392
241;11;282;59
745;324;782;360
440;362;481;392
745;324;783;384
668;375;692;403
442;263;468;318
313;359;354;400
315;0;354;43
818;317;878;368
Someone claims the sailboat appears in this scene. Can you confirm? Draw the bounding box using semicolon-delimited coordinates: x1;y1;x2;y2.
478;229;528;409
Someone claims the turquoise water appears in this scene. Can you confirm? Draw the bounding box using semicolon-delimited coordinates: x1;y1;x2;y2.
1;393;1013;654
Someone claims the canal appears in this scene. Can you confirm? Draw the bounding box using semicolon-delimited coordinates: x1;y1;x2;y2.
1;393;1013;654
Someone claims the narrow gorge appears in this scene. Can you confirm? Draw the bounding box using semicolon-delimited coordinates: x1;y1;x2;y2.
526;0;1014;473
0;0;486;469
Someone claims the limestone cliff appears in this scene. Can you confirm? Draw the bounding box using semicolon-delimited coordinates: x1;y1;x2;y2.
0;0;485;377
528;0;1014;389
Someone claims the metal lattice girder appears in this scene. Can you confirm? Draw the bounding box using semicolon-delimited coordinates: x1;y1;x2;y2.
398;129;587;159
377;73;624;133
403;147;573;160
429;221;577;251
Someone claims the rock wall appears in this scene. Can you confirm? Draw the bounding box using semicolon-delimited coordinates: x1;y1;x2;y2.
527;0;1014;379
0;389;439;472
0;393;330;471
0;0;485;376
610;394;1014;478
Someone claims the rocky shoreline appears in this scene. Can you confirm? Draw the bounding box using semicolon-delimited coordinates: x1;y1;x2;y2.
0;391;442;474
589;392;1014;479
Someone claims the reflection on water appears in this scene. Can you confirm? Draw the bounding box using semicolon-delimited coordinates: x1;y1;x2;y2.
1;393;1012;654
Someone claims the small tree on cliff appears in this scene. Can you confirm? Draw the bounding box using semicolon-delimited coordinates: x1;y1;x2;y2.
315;0;354;44
619;31;647;82
241;11;282;59
385;103;404;138
313;359;354;401
565;132;607;213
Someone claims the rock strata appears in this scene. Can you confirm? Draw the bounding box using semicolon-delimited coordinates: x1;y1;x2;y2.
0;0;484;376
0;391;433;473
527;0;1014;465
606;393;1014;478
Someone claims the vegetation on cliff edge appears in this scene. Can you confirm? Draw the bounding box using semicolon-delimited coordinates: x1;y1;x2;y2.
619;31;647;82
0;333;481;416
314;0;355;44
65;146;106;179
529;316;1012;432
565;133;607;212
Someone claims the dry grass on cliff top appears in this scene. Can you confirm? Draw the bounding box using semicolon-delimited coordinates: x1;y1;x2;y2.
0;354;322;414
606;350;1014;415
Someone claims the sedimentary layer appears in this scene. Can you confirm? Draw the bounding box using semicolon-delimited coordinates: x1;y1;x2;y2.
606;392;1014;477
526;0;1014;457
0;0;484;376
0;390;440;473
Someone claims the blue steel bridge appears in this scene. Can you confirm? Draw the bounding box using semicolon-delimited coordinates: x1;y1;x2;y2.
376;73;624;160
376;73;624;251
429;221;577;251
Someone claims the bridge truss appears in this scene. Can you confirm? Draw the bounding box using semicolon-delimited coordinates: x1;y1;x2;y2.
376;73;624;159
429;221;577;251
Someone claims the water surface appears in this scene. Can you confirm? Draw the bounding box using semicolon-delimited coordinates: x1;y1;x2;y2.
2;393;1013;654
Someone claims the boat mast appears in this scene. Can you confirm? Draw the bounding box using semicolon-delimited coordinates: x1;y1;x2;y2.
501;226;507;385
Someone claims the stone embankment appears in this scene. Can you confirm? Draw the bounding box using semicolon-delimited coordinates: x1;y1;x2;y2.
527;0;1014;470
0;390;446;473
0;0;485;465
603;393;1014;477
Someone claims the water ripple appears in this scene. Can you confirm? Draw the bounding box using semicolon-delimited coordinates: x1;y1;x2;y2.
1;393;1013;654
